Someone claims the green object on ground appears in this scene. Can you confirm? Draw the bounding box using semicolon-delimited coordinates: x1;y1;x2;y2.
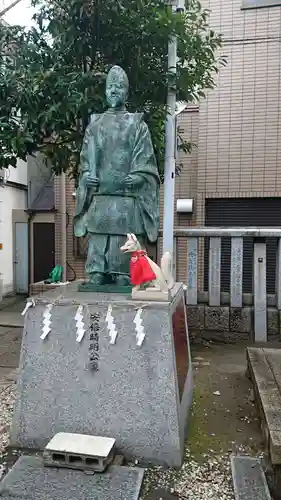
45;265;63;284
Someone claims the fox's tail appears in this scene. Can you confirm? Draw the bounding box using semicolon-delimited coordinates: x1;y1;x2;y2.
160;252;175;290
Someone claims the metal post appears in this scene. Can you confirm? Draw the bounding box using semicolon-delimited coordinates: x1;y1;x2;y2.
162;0;185;260
60;172;67;282
163;36;177;257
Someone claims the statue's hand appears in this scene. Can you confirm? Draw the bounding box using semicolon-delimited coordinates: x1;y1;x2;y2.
124;174;143;189
85;176;99;189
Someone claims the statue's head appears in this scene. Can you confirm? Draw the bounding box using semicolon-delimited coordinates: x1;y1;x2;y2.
106;65;129;109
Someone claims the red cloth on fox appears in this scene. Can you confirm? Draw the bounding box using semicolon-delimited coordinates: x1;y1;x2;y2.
130;251;156;285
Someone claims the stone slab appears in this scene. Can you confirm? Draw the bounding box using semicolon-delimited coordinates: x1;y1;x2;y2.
231;455;271;500
270;431;281;464
0;456;144;500
247;347;281;464
11;282;193;467
208;237;221;307
205;306;229;332
230;237;243;308
253;242;267;341
264;349;281;394
186;237;197;306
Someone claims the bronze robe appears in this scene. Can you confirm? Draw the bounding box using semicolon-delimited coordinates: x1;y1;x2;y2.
74;110;160;243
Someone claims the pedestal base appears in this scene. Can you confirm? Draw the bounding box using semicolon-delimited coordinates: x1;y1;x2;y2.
11;282;193;467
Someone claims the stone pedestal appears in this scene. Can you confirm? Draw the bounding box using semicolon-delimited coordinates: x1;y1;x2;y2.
11;282;193;467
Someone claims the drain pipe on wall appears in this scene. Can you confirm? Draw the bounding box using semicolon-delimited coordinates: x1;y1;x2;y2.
60;172;67;282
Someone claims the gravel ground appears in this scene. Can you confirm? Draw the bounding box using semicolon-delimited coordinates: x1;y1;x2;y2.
140;450;235;499
0;384;16;479
0;385;15;456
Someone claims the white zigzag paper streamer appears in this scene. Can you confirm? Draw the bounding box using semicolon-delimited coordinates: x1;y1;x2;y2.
40;304;53;340
134;308;145;347
106;305;118;344
75;305;85;342
21;299;35;316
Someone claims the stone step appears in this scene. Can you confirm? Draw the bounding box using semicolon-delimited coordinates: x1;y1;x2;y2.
0;456;144;500
231;455;272;500
247;347;281;465
43;432;116;472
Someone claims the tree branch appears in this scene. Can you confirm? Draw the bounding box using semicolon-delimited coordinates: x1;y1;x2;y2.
0;0;24;18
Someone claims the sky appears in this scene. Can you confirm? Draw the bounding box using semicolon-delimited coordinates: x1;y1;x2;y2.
3;0;35;27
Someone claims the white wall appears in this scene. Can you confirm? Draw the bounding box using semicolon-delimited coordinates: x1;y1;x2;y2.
0;161;28;294
27;154;52;208
6;159;28;186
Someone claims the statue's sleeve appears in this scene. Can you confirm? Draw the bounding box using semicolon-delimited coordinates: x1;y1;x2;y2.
73;127;91;237
131;118;160;243
75;127;91;210
131;119;159;181
79;127;91;175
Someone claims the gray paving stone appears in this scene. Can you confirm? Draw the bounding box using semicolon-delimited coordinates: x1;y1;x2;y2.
0;455;144;500
0;347;21;368
0;312;24;328
231;455;271;500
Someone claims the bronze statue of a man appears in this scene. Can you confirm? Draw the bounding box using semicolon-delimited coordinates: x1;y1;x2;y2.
74;65;160;286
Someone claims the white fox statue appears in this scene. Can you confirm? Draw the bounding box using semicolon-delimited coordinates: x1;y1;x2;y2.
120;233;175;294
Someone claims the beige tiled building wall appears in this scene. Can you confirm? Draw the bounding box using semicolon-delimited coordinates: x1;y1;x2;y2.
165;106;199;281
54;0;281;282
196;0;281;225
55;176;85;280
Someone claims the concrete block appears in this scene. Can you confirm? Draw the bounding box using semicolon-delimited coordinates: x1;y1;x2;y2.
205;306;229;332
11;282;193;468
231;455;271;500
186;305;204;330
230;307;252;334
0;456;144;500
268;308;279;338
43;433;116;472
